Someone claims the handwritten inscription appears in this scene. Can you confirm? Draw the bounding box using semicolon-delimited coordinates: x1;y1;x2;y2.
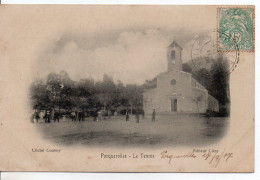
161;150;196;164
99;148;233;168
202;149;233;168
161;149;233;168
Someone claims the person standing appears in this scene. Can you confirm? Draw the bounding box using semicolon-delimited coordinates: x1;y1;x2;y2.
93;111;97;122
54;111;59;123
136;111;139;123
126;111;129;122
75;111;78;121
108;110;111;120
97;111;102;122
44;110;47;123
82;111;85;121
71;111;76;121
78;112;82;121
46;110;51;123
35;111;40;123
206;109;211;124
56;112;59;123
40;111;44;121
152;109;156;122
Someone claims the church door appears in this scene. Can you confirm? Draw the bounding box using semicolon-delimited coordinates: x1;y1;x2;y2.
171;99;177;112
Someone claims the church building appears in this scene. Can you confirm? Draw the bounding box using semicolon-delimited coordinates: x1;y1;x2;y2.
143;41;219;114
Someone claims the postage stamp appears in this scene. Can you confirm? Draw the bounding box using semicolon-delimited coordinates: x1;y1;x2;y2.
217;7;254;51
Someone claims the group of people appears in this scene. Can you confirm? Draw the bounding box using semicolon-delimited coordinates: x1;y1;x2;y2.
31;109;156;123
31;110;86;123
125;109;156;123
70;111;85;121
31;110;51;123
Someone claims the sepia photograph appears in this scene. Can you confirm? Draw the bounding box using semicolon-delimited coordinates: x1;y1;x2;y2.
30;29;231;147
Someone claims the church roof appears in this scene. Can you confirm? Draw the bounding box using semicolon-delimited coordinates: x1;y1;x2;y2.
155;69;191;79
168;40;183;50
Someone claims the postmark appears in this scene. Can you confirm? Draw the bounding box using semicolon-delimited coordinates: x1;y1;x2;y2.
191;29;239;76
217;7;254;51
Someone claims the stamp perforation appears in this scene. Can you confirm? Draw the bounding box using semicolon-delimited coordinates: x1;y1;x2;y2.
216;6;255;52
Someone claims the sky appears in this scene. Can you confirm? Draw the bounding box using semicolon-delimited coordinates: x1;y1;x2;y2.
22;6;218;85
37;28;196;84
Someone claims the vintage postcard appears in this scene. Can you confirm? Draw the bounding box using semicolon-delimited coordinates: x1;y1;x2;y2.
0;5;255;172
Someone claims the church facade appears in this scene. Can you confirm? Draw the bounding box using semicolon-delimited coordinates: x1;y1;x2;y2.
143;41;219;114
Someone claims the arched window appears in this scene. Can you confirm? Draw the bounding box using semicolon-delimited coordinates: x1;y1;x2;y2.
171;79;176;85
171;50;176;59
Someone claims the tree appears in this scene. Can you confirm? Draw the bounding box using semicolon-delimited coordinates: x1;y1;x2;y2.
45;71;76;112
113;80;126;109
209;58;229;105
59;71;75;111
188;55;230;116
46;72;62;93
208;58;230;116
192;68;211;91
125;84;143;115
77;78;95;97
192;92;204;117
45;72;62;111
95;74;116;110
182;63;192;73
30;79;51;110
30;71;145;117
76;78;95;112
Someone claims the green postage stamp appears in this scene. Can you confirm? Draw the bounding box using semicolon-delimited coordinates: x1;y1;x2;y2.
218;7;254;51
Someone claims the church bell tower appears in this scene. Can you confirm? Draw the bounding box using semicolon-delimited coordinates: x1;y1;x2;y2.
167;40;183;71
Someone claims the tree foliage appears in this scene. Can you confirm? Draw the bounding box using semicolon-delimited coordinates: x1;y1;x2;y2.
184;57;230;116
30;71;144;114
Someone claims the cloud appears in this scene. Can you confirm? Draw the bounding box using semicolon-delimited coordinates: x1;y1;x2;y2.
37;28;194;84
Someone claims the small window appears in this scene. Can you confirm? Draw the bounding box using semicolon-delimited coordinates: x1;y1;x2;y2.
171;79;176;85
171;50;176;59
